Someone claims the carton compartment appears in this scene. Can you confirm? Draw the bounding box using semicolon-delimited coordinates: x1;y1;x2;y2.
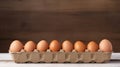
10;49;111;63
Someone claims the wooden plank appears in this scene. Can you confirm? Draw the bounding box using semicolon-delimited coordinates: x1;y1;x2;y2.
0;0;120;53
0;32;120;52
0;11;120;32
0;0;119;12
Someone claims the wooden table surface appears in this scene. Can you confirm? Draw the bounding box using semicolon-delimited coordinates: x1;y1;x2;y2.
0;53;120;67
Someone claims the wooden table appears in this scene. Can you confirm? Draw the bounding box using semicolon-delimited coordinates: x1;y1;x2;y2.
0;53;120;67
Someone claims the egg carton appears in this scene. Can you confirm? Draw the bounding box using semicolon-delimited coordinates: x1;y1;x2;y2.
9;49;112;63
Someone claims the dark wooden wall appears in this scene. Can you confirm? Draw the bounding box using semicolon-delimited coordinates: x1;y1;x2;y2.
0;0;120;52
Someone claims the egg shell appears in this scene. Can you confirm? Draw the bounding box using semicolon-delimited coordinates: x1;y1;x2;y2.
49;40;61;52
99;39;112;52
9;40;23;52
74;41;86;52
87;41;99;52
24;41;36;52
62;40;73;52
37;40;49;52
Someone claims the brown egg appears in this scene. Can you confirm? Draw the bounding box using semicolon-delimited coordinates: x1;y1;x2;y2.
24;41;36;52
74;41;86;52
87;41;99;52
9;40;23;52
49;40;61;52
62;40;73;52
37;40;49;52
99;39;112;52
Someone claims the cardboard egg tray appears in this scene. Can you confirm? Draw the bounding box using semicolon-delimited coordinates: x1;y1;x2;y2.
9;49;112;63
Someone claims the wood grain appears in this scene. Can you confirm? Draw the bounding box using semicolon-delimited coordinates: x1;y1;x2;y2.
0;0;120;52
0;0;120;12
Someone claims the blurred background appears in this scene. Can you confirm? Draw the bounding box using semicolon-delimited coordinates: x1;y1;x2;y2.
0;0;120;53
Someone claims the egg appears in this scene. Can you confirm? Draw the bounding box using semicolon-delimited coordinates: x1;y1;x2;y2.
74;41;86;52
9;40;23;52
49;40;61;52
87;41;99;52
99;39;112;52
37;40;49;52
24;41;36;52
62;40;73;52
